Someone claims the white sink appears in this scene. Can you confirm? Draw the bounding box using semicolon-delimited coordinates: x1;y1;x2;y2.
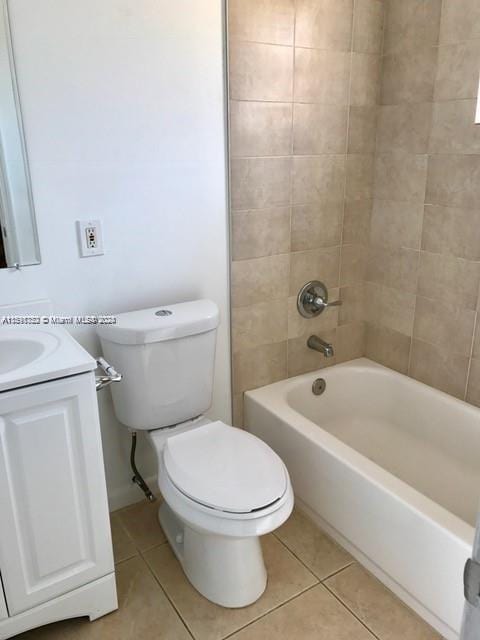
0;326;96;392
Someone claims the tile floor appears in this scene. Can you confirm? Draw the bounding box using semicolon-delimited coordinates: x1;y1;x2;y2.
18;500;442;640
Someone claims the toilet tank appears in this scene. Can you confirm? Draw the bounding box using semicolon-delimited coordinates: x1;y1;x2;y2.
97;300;219;430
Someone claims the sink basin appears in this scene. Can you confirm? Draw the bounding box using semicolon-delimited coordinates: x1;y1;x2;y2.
0;326;96;392
0;332;60;375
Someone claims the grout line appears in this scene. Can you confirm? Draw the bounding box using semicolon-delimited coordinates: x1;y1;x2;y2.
322;581;381;640
320;561;357;583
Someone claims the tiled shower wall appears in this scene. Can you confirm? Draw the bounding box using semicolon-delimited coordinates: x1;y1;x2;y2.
228;0;384;425
365;0;480;403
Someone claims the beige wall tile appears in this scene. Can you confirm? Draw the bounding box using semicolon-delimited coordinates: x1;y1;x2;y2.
374;152;427;203
229;584;373;640
232;253;290;307
383;0;442;55
229;41;293;101
293;104;348;155
381;47;438;105
434;40;480;101
421;204;480;261
472;320;480;358
326;564;441;640
353;0;384;54
367;245;419;293
288;292;340;339
230;101;293;158
294;48;351;105
336;322;366;362
370;199;424;249
350;53;381;106
232;299;288;352
439;0;480;44
231;157;291;210
292;155;346;205
342;199;372;245
466;357;480;408
365;282;416;336
232;208;291;261
233;341;288;392
287;330;337;376
291;203;343;251
339;285;365;325
290;246;341;295
429;100;480;155
413;296;476;357
295;0;354;51
340;243;367;286
417;251;480;310
232;392;244;428
365;323;411;373
376;103;432;154
346;154;374;201
426;155;480;211
348;106;378;154
409;338;469;399
229;0;295;46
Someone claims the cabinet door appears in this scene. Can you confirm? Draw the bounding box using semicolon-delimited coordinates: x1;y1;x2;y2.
0;373;114;615
0;576;7;620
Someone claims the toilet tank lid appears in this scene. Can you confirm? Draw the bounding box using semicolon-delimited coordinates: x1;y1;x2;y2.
96;299;220;345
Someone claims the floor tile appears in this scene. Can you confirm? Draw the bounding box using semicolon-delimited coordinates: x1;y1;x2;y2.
110;513;138;564
275;510;353;579
325;563;441;640
228;584;374;640
143;534;318;640
116;498;166;552
17;556;191;640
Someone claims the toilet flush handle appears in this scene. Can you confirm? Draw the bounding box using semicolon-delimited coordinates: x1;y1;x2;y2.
95;357;122;391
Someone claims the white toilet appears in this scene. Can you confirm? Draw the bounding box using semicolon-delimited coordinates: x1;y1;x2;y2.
97;299;293;608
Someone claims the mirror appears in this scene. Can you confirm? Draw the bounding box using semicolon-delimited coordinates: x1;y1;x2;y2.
0;2;40;269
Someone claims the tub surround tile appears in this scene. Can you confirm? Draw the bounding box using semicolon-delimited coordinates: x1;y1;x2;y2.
350;53;381;107
381;47;438;105
289;246;341;297
229;41;293;102
230;101;293;158
473;321;480;359
232;299;288;352
353;0;384;55
365;283;416;337
326;564;441;640
369;199;424;250
339;285;365;326
429;100;480;156
466;358;480;408
232;392;245;428
366;245;419;294
117;498;166;552
376;103;433;154
336;322;366;362
228;584;375;640
231;254;290;308
365;324;411;374
346;154;375;202
426;155;480;211
276;510;354;580
292;155;346;206
434;40;480;102
230;157;291;211
421;204;480;261
287;332;337;377
439;0;480;44
340;244;368;287
409;339;470;399
342;199;372;245
417;251;480;310
348;106;378;154
144;535;318;640
294;0;354;51
290;203;343;252
294;48;351;105
233;341;288;392
232;208;291;261
228;0;295;46
293;104;348;156
382;0;442;56
374;152;428;204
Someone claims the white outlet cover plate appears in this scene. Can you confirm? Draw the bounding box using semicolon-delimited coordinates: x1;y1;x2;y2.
76;220;104;257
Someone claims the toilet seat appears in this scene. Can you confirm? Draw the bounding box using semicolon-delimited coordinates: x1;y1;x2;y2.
163;421;287;514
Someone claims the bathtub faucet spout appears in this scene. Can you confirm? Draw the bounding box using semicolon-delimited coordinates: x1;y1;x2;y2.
307;335;334;358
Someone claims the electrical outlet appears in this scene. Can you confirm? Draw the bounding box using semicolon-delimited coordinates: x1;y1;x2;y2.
76;220;104;257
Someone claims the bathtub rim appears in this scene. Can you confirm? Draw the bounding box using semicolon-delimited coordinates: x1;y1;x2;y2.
245;357;476;549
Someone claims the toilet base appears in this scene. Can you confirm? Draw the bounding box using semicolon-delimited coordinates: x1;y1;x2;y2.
159;502;267;608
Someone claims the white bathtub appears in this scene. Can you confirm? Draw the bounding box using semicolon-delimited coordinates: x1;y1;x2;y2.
245;358;478;640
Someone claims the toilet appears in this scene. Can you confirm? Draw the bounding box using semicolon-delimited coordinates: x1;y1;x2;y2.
97;299;293;608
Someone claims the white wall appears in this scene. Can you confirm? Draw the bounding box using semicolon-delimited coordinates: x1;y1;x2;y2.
1;0;231;509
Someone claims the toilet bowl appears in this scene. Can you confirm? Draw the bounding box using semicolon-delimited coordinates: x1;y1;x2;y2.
97;299;293;607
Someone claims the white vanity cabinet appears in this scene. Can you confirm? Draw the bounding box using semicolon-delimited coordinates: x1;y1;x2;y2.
0;356;117;639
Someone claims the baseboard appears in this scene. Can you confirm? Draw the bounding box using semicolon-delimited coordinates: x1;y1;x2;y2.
107;474;158;512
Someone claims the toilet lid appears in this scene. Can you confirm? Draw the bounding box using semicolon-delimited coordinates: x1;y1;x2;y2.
163;421;288;513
